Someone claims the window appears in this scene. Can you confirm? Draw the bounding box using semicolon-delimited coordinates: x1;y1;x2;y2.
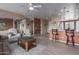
58;22;64;31
76;21;79;32
65;22;74;30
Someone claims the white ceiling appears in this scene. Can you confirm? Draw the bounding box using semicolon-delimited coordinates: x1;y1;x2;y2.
0;3;78;19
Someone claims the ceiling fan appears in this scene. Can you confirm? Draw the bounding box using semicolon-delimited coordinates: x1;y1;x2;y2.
28;3;42;11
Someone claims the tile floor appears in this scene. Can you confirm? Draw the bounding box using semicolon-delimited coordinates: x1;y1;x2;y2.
10;35;79;55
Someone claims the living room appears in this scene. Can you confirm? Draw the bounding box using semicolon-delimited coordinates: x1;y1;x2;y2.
1;3;79;55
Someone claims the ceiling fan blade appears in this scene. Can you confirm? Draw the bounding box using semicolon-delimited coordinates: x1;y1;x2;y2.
33;5;42;8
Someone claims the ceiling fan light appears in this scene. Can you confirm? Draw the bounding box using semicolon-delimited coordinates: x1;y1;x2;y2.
29;7;34;10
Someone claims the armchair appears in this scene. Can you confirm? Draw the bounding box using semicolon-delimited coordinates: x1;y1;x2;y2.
8;28;21;42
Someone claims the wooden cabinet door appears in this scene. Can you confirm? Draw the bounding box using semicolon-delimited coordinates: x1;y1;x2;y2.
34;18;41;34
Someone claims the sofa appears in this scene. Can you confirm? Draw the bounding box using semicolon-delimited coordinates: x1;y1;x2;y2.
0;28;20;43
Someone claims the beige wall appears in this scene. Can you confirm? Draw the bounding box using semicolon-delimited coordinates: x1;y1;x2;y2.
0;9;25;19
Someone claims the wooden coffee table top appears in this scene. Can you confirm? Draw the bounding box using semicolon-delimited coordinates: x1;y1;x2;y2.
19;37;36;42
18;36;36;51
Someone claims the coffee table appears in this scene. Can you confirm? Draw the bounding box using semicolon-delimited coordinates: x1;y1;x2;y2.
17;37;36;51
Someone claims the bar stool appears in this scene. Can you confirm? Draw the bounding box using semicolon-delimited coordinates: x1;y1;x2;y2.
52;29;58;40
65;29;75;46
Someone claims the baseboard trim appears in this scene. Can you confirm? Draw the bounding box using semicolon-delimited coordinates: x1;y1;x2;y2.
57;40;79;46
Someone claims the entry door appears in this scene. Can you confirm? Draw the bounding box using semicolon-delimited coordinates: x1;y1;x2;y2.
34;18;41;34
